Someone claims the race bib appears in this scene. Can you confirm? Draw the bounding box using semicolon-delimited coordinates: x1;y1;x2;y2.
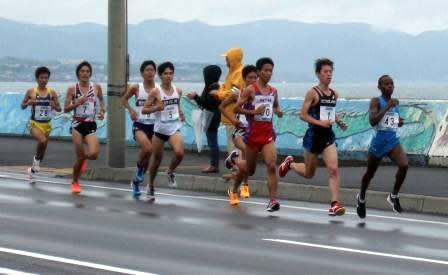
320;106;336;122
76;101;95;117
35;105;52;120
379;112;399;130
161;104;179;122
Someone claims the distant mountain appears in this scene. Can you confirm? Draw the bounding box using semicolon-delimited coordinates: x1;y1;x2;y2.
1;17;447;82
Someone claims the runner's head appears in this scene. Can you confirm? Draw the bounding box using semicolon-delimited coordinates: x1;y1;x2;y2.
315;58;333;86
158;62;174;86
35;66;50;87
140;60;157;82
256;57;274;84
242;65;257;87
377;74;394;96
76;61;92;82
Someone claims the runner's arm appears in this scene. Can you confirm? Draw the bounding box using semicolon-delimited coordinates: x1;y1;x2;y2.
369;97;388;126
299;89;327;127
20;89;33;110
63;86;80;113
178;89;185;122
142;88;163;114
273;92;283;117
50;90;62;112
234;86;260;116
121;84;137;112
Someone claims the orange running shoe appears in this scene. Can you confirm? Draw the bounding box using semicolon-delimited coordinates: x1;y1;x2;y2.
71;181;81;194
240;184;250;198
80;159;88;173
227;188;239;206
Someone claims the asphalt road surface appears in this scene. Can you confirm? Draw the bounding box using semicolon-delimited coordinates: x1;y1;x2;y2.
0;169;448;274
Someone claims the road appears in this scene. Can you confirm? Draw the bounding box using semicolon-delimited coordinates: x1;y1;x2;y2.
0;169;447;274
1;136;447;197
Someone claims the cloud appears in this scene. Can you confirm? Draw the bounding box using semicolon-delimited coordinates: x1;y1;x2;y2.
0;0;447;34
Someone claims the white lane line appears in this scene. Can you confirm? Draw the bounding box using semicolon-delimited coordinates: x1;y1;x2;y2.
0;246;156;275
0;267;36;275
263;239;448;266
1;173;448;227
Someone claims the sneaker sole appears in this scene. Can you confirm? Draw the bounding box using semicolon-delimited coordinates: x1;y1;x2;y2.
130;181;142;196
387;196;401;213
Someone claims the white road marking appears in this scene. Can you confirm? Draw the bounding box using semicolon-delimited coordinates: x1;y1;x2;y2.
263;238;448;265
0;246;156;275
0;267;36;275
1;172;448;227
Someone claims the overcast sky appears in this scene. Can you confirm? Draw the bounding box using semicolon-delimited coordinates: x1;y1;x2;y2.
0;0;447;35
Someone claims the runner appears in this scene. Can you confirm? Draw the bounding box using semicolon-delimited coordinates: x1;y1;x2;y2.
278;58;348;216
356;75;408;218
220;64;257;198
121;60;158;197
143;62;185;198
229;58;283;211
64;61;105;194
21;66;62;178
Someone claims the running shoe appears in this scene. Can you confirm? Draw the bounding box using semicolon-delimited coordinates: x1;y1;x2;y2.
131;179;141;197
32;156;40;173
27;167;36;179
146;185;155;199
80;159;88;173
278;156;293;178
240;184;250;198
387;193;402;213
266;199;280;212
329;201;346;216
71;181;81;194
225;150;239;170
356;194;366;219
228;188;240;206
167;172;177;188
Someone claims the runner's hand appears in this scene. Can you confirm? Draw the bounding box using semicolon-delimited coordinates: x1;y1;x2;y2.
179;112;185;122
386;98;399;110
129;109;138;121
275;109;283;118
186;92;197;100
320;120;333;128
77;94;88;105
232;120;241;128
336;119;348;131
255;104;266;115
398;118;404;127
98;109;105;120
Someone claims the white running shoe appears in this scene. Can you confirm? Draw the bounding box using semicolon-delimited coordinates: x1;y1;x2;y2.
167;172;177;188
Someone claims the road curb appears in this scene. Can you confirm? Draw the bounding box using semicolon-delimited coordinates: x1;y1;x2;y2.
83;167;448;216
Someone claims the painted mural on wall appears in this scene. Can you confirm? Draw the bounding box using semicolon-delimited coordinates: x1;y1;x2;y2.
1;92;448;161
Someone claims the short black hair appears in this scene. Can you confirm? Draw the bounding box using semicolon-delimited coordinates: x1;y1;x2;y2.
157;62;175;76
76;61;93;78
256;57;274;71
35;66;51;79
242;65;257;79
315;58;334;73
140;60;157;73
377;74;392;87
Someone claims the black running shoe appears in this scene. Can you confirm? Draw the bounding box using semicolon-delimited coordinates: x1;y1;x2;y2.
387;193;402;213
356;194;366;219
266;199;280;212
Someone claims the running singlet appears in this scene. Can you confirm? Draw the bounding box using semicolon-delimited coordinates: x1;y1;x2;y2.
73;83;97;122
135;83;158;124
154;84;182;136
31;87;53;122
246;83;276;138
308;86;337;129
376;96;399;132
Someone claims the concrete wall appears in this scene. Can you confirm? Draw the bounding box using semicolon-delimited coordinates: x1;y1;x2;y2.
1;92;448;165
